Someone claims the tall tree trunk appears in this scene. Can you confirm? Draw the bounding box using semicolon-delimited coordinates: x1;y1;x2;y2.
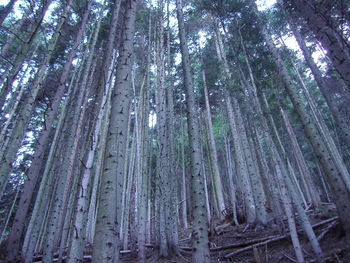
22;53;84;263
281;108;321;207
180;113;189;228
201;54;226;219
166;0;179;249
175;0;210;261
262;96;325;263
275;163;305;263
155;3;172;256
92;1;137;262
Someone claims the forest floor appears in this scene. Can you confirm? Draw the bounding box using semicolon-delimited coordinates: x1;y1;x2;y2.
119;203;350;263
30;204;350;262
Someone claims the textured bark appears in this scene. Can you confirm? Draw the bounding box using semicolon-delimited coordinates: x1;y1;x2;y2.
155;4;170;255
233;97;268;226
166;0;179;249
85;0;123;244
137;76;150;262
291;61;350;192
92;1;137;262
122;118;136;250
43;63;97;262
175;0;210;261
180;115;189;228
221;29;268;225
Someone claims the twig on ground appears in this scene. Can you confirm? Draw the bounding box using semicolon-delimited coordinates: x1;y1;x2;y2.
317;221;338;241
283;253;297;262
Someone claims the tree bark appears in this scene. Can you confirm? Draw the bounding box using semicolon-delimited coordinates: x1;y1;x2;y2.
92;1;137;262
175;0;210;261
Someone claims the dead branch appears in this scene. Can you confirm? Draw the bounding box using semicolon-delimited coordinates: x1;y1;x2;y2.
317;220;338;241
210;235;280;252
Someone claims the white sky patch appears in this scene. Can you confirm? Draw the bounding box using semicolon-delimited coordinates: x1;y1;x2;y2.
149;111;157;128
0;0;10;5
198;30;207;49
279;32;327;72
256;0;276;11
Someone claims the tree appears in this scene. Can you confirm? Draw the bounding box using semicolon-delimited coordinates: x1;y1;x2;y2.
176;0;210;261
92;0;137;262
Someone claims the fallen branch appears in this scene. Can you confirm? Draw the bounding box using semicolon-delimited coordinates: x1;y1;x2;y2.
317;220;338;241
225;235;288;258
210;235;279;252
225;217;338;259
178;237;191;243
283;253;297;262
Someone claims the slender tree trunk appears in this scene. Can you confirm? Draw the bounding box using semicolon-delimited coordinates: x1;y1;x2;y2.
223;136;240;226
166;0;179;249
201;55;226;218
92;1;137;262
281;108;321;207
0;183;20;241
22;53;84;263
180;114;189;228
275;163;305;263
175;0;210;261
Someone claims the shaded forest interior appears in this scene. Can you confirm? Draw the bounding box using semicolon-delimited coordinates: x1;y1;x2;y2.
0;0;350;262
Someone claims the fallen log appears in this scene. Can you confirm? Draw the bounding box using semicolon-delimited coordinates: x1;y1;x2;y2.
225;216;338;259
225;235;288;258
210;235;280;252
